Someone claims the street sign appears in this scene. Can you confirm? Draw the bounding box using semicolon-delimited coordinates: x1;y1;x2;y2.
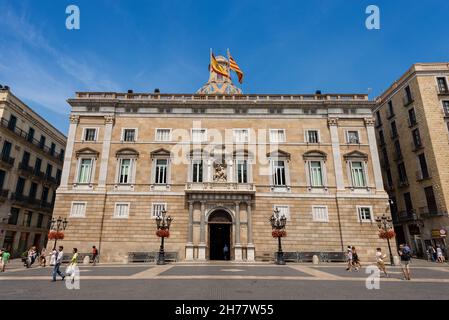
440;228;447;237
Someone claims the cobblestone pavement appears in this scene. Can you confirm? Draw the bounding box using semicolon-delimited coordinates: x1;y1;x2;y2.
1;260;448;299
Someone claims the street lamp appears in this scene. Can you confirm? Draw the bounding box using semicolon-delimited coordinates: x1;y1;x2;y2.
375;214;394;266
50;216;68;250
155;210;173;265
270;208;287;265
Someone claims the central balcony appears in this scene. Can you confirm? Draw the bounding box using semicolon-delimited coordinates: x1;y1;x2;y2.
185;182;256;194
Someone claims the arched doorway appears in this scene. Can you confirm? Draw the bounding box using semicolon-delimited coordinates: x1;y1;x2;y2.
208;210;232;260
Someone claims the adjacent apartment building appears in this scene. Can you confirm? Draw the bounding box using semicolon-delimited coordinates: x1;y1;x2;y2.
375;63;449;257
0;86;67;257
52;56;390;263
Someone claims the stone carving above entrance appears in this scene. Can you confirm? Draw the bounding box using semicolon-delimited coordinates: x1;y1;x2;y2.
213;162;227;182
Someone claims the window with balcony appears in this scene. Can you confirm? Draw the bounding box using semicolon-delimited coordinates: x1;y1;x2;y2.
39;135;46;149
15;177;25;196
412;128;422;149
437;77;448;93
312;206;329;222
77;158;93;184
424;186;438;215
21;151;30;167
122;129;137;142
408;108;417;126
0;169;5;190
8;207;19;225
381;148;389;167
306;130;320;143
155;128;171;142
59;149;65;161
151;203;166;218
1;141;12;159
37;213;44;228
394;140;403;160
387;101;395;118
233;129;249;143
350;161;367;188
269;129;286;143
34;158;42;175
404;192;413;214
357;206;372;222
418;153;429;179
155;159;168;184
386;168;393;188
70;202;86;218
236;160;248;184
56;169;62;184
378;130;385;145
375;110;382;127
46;164;53;179
8;115;17;131
191;160;203;183
390;121;398;139
23;211;32;227
397;162;408;186
404;85;413;105
29;182;38;200
346;131;360;144
41;187;49;204
27;127;35;143
50;143;56;156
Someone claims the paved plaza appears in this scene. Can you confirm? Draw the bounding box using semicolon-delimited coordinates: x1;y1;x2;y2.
1;260;449;300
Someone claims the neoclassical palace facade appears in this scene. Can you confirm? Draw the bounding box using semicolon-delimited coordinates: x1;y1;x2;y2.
54;58;390;262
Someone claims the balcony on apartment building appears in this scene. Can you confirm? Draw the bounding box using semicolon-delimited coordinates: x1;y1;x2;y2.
0;189;9;202
418;206;449;218
0;118;63;164
0;152;15;168
397;209;419;222
10;193;54;212
185;182;256;194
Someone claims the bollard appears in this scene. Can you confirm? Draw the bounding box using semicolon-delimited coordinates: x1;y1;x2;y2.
393;255;400;266
312;255;319;265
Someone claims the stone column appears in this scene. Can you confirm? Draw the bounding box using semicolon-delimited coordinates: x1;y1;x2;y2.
328;118;345;191
365;117;384;191
185;201;194;260
60;115;79;190
97;115;114;191
234;201;242;261
246;202;255;261
198;202;206;260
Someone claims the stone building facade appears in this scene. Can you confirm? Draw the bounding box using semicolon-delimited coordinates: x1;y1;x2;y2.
53;59;390;262
375;63;449;257
0;87;67;256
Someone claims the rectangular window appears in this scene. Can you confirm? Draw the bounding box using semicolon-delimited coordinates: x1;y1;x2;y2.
29;182;38;200
46;164;53;178
418;153;429;179
192;129;207;143
78;158;93;184
8;208;19;225
70;202;86;218
155;129;172;142
1;141;12;158
412;128;422;148
41;187;49;203
155;159;168;184
56;169;62;183
309;161;323;187
152;203;166;218
408;108;417;126
378;130;385;145
114;203;129;218
50;143;56;156
39;135;46;149
306;130;319;143
424;186;438;215
381;148;389;167
0;169;5;189
8;115;17;130
375;111;382;126
358;207;372;222
388;101;394;117
437;77;448;93
397;162;408;184
83;128;97;141
404;192;413;213
22;151;30;166
192;160;203;183
386;168;393;187
312;206;329;222
269;129;286;143
122;129;136;142
272;160;286;186
34;158;42;174
118;159;132;184
350;161;366;187
394;140;402;159
405;85;413;104
346;131;360;144
233;129;249;143
59;149;65;161
390;121;398;138
24;211;32;227
15;177;26;195
37;214;44;228
236;160;248;183
27;127;35;143
274;205;290;220
443;101;449;116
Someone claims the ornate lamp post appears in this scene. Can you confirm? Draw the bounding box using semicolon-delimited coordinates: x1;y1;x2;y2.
375;214;395;266
50;216;68;250
155;210;173;265
270;208;287;265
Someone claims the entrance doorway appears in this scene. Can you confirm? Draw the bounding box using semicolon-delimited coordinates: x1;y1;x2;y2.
208;210;232;260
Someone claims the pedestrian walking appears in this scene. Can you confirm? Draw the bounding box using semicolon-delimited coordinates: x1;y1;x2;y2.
346;246;353;271
223;244;229;260
375;248;388;277
427;246;436;262
398;244;412;280
1;248;10;272
66;248;79;284
436;246;445;263
352;246;361;271
39;248;47;267
51;246;65;282
25;246;37;268
49;248;57;266
91;246;98;266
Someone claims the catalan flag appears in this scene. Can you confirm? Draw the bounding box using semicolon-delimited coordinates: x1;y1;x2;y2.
229;54;244;84
210;53;230;78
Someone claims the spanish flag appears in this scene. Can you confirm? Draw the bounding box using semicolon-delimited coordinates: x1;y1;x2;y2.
210;53;230;78
229;54;244;84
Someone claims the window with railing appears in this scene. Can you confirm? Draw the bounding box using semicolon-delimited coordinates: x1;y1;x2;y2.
8;115;17;131
39;135;46;149
27;127;35;143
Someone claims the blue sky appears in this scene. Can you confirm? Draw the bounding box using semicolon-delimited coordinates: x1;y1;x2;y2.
0;0;448;134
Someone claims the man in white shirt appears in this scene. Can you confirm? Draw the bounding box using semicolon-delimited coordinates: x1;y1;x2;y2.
376;247;388;277
51;246;65;282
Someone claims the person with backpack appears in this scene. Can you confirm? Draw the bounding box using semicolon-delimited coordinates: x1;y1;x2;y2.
399;243;412;280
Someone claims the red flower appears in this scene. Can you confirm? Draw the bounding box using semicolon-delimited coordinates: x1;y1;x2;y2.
272;229;287;238
378;229;396;239
48;231;65;240
156;229;170;238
